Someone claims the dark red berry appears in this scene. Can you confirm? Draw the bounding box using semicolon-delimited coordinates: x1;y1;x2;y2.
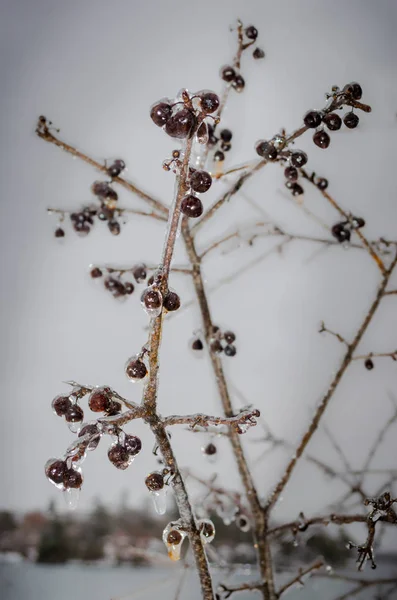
245;25;258;40
107;159;125;178
331;223;351;243
63;468;83;489
108;444;130;469
91;182;118;200
124;282;134;294
45;459;66;485
89;388;111;413
256;140;278;160
73;222;90;235
213;150;225;162
224;344;237;357
190;170;212;193
313;130;331;149
224;331;236;344
210;339;223;354
78;424;101;450
106;400;122;416
284;166;298;181
181;195;203;218
108;220;120;235
343;112;359;129
124;434;142;456
220;129;232;142
165;109;196;139
316;178;328;190
204;443;217;456
55;227;65;238
232;75;245;92
145;472;164;491
150;102;172;127
132;264;147;283
352;216;365;229
221;142;231;152
291;183;304;196
221;66;236;82
52;395;72;417
141;288;162;311
163;291;181;312
125;358;147;380
200;521;215;539
290;151;308;168
199;92;220;114
323;113;342;131
147;275;155;286
365;358;374;370
90;267;103;278
192;339;204;351
98;206;115;221
253;47;265;59
65;404;84;423
343;82;363;100
304;110;323;128
167;530;182;545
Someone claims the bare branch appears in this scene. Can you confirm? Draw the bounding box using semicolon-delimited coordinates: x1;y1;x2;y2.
278;559;324;596
163;408;260;433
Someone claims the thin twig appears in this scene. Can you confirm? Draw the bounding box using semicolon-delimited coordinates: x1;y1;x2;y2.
277;559;324;596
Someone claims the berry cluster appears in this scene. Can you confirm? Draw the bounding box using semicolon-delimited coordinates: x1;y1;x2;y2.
284;167;328;198
90;263;148;300
220;24;264;92
210;327;238;357
207;126;234;164
139;271;181;318
331;216;366;244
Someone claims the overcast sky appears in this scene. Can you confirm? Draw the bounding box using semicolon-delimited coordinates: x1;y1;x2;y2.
1;0;397;548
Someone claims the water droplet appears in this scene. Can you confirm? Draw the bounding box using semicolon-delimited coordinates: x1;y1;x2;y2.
151;489;167;515
63;487;80;510
68;421;82;434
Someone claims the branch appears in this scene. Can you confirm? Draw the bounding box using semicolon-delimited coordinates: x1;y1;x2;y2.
163;409;260;433
47;205;167;222
277;559;324;596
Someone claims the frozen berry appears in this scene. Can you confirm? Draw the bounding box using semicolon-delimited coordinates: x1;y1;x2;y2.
90;267;103;278
163;291;181;312
108;444;130;469
150;102;172;127
316;178;328;190
323;112;342;131
224;331;236;344
221;142;231;152
213;150;225;162
255;140;278;160
343;112;359;129
210;340;223;353
133;264;147;283
253;47;265;59
78;424;101;450
313;130;331;149
165;108;196;139
124;434;142;456
232;75;245;92
224;344;237;357
220;129;232;143
245;25;258;40
304;110;323;128
89;388;111;413
106;400;122;416
45;459;66;486
343;82;363;100
332;223;351;243
190;170;212;193
284;166;298;182
55;227;65;238
200;521;215;539
125;358;147;380
91;181;118;200
221;65;236;82
52;395;72;417
63;468;83;489
365;358;374;370
167;530;182;545
291;183;304;196
199;92;220;114
204;443;217;456
141;287;162;311
147;275;155;286
123;282;133;295
107;159;125;178
352;216;365;229
290;150;308;168
181;195;203;218
145;472;164;491
65;404;84;423
108;220;120;235
192;339;203;351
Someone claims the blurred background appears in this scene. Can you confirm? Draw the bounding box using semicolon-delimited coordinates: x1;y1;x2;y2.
0;0;396;598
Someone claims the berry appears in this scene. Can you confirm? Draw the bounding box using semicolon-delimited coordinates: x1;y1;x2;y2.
165;109;196;139
210;339;223;353
124;434;142;456
125;358;148;380
150;102;172;127
200;520;215;539
106;400;122;416
220;129;232;143
284;166;298;182
107;159;125;178
108;444;130;469
313;130;331;149
344;112;359;129
89;388;111;413
163;291;181;312
108;220;120;235
316;178;328;190
145;472;164;491
65;404;84;423
90;267;103;278
224;344;237;357
192;339;203;351
253;47;265;59
167;530;182;545
221;65;236;82
124;282;134;294
255;140;278;160
204;443;217;456
181;195;203;218
323;112;342;131
224;331;236;344
290;150;308;168
45;459;66;486
343;82;363;100
52;395;72;417
190;170;212;193
133;264;147;283
141;287;162;311
91;181;118;200
304;110;322;128
291;183;304;196
352;216;365;229
63;468;83;489
78;424;101;450
55;227;65;238
199;92;220;114
232;75;245;93
331;223;351;243
365;358;374;370
213;150;225;162
147;275;155;286
245;25;258;40
221;142;231;152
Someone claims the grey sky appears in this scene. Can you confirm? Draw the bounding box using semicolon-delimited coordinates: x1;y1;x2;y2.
1;0;397;548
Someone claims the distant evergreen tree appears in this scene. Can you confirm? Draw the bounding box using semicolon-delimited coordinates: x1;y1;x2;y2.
37;501;71;563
